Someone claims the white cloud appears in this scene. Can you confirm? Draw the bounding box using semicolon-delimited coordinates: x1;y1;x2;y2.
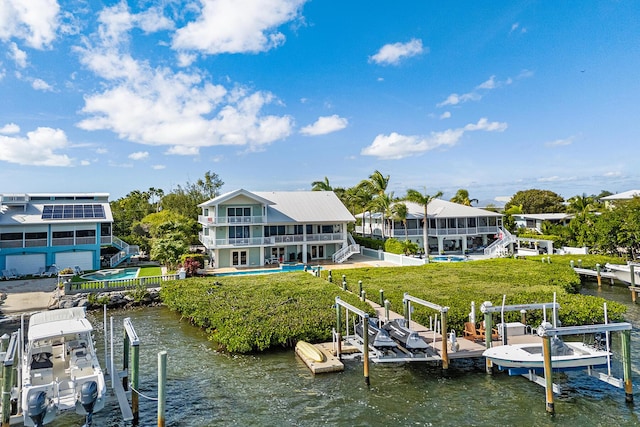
95;148;108;154
0;0;60;49
172;0;307;54
537;176;577;183
0;123;20;134
510;22;527;34
438;72;531;107
128;151;149;160
439;111;451;120
152;164;166;170
165;146;199;156
495;196;512;203
135;7;174;33
300;115;348;136
8;42;27;68
603;171;621;177
80;160;91;166
31;78;53;91
361;118;507;160
76;5;294;152
545;136;575;147
369;38;425;66
0;126;72;166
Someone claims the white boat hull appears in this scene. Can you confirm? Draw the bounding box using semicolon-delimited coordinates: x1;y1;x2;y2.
483;341;610;370
21;307;106;426
605;263;640;285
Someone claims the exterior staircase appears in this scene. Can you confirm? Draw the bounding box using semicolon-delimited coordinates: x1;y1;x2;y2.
332;234;360;264
483;227;517;257
109;237;140;267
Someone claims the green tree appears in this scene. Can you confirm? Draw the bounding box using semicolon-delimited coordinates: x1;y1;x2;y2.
391;202;409;240
502;204;523;233
163;170;224;219
311;177;333;191
505;189;565;214
110;190;153;238
593;197;640;258
404;188;443;257
450;189;478;206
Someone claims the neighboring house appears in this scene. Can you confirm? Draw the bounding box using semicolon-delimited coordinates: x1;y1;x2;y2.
512;213;573;233
355;199;504;254
601;190;640;208
0;193;135;275
198;189;356;268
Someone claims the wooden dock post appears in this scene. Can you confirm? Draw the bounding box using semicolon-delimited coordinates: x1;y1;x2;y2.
541;335;554;415
482;301;494;374
621;329;634;403
362;314;370;386
596;264;602;287
158;351;167;427
631;265;636;287
1;332;17;427
632;287;638;304
379;289;384;306
440;309;449;369
124;318;140;424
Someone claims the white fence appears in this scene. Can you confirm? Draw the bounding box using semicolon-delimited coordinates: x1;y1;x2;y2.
361;247;427;266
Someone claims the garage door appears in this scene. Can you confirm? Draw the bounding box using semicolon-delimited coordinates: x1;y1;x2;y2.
6;254;46;276
55;251;94;271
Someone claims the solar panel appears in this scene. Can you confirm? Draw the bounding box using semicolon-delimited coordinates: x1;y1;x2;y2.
41;204;106;220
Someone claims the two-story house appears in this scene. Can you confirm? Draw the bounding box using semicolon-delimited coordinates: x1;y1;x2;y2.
0;192;134;275
355;198;505;254
198;189;355;268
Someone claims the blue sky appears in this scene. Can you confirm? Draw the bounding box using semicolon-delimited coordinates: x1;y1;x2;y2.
1;1;639;205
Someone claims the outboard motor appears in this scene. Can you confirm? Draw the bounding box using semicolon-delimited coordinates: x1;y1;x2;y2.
27;391;47;427
80;381;98;427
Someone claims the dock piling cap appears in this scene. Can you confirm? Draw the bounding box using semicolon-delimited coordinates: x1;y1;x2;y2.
480;301;493;313
537;321;553;337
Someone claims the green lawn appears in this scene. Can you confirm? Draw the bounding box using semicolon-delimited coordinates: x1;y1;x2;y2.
162;255;627;353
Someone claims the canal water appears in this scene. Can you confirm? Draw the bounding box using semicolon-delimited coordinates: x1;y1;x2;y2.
44;281;640;426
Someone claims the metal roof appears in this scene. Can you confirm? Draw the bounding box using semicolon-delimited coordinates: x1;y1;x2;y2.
199;189;355;223
601;190;640;200
0;193;113;226
356;198;502;219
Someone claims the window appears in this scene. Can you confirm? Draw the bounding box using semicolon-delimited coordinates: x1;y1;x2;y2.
227;207;252;223
25;232;47;240
76;230;96;237
457;218;466;228
478;217;488;227
437;219;446;229
229;226;250;238
264;226;286;237
489;217;497;226
0;233;22;241
447;218;457;229
321;225;333;234
52;231;73;238
468;218;477;228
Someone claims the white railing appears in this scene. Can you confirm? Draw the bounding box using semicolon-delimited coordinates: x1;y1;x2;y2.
483;227;517;257
198;215;265;225
199;233;344;249
355;225;501;238
110;237;139;267
332;244;360;263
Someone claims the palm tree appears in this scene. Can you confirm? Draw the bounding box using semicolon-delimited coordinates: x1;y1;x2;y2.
391;202;408;240
405;188;443;257
450;189;478;206
311;176;333;191
358;170;390;238
566;193;596;217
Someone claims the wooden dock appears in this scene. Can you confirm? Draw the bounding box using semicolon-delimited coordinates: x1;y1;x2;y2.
573;267;617;283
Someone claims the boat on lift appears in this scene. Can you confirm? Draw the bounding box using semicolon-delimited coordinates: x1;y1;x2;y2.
382;319;429;350
355;317;397;348
482;336;610;371
604;262;640;285
21;307;106;427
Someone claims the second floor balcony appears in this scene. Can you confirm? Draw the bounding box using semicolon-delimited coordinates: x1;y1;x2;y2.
199;232;344;249
198;215;265;226
355;224;501;238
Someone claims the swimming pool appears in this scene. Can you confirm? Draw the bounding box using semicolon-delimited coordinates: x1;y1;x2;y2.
214;264;321;277
431;255;467;262
81;267;140;281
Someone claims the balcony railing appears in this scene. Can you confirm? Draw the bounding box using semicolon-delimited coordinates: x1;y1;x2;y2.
198;215;265;225
199;233;344;249
52;237;74;246
355;225;500;237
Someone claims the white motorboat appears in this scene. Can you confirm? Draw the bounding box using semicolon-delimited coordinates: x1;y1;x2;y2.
482;337;610;371
21;307;106;427
604;262;640;285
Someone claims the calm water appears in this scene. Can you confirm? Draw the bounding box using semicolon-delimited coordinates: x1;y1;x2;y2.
41;280;640;426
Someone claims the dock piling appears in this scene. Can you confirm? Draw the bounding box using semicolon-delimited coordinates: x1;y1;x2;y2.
379;289;384;306
621;330;634;403
596;264;601;287
541;335;554;415
158;351;167;427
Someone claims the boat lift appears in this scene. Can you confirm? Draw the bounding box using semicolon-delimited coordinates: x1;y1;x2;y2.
481;297;633;414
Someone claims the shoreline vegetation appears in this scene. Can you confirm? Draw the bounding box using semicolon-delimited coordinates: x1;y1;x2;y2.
161;255;626;353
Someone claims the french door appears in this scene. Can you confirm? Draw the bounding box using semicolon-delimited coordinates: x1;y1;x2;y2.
231;250;248;267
